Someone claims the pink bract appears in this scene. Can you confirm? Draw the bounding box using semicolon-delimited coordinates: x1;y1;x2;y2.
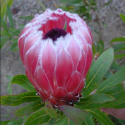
18;9;93;107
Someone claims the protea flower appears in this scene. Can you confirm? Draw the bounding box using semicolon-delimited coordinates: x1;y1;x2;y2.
18;9;93;107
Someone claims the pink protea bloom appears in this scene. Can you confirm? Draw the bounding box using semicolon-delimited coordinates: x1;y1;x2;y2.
18;9;93;107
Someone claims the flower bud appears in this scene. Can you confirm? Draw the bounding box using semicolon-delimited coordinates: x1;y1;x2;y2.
18;9;93;107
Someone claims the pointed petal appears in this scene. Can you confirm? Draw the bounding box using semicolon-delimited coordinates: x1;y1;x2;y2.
66;71;82;92
25;68;39;89
80;28;92;46
38;89;50;101
56;50;73;87
64;93;74;102
18;36;26;64
73;79;84;95
24;41;41;76
19;26;31;38
84;45;93;77
52;88;67;101
42;42;56;90
34;67;53;95
77;50;86;77
23;34;39;57
48;98;58;105
68;38;81;70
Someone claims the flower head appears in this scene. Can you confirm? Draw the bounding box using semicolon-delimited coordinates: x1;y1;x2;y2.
18;9;93;107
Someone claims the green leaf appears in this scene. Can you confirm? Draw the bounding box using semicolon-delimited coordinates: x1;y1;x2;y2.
0;37;10;49
1;30;12;37
110;37;125;43
82;114;95;125
87;109;114;125
19;16;34;20
120;14;125;23
1;92;41;106
7;5;14;28
24;109;51;125
92;43;97;55
36;0;46;11
100;83;125;108
1;18;8;31
14;100;44;117
75;93;114;109
11;75;36;92
9;28;20;36
7;118;23;125
1;0;14;18
113;43;125;52
45;101;62;119
10;42;18;51
102;0;112;7
0;121;11;125
97;65;125;92
96;40;104;54
60;105;88;125
55;117;75;125
6;75;13;95
40;118;56;125
83;48;114;96
114;53;125;59
103;97;125;109
110;60;121;71
59;0;82;4
101;83;125;99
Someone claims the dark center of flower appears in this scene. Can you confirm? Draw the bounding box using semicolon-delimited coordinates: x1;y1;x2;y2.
43;28;67;42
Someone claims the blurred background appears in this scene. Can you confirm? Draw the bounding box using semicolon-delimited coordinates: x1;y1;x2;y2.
1;0;125;124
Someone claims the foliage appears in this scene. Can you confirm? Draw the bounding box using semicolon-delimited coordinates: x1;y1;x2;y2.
0;4;33;51
1;5;20;51
56;0;97;21
110;14;125;60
